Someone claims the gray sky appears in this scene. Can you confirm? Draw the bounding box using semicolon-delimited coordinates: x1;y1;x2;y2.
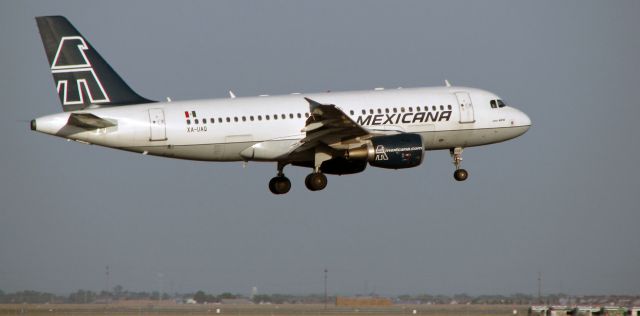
1;0;639;296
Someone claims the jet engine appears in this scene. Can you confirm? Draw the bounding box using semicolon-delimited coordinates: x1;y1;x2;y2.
320;157;367;175
346;134;424;169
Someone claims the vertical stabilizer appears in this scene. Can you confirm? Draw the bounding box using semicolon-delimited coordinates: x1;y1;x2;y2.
36;16;154;111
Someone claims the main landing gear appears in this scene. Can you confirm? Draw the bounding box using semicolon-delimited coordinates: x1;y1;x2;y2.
450;147;469;181
268;162;291;195
305;172;327;191
268;162;329;194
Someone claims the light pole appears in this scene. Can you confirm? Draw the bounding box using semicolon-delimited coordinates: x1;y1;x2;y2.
537;272;542;304
324;268;328;309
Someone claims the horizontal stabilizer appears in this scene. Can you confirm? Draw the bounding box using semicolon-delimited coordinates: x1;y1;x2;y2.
67;113;116;129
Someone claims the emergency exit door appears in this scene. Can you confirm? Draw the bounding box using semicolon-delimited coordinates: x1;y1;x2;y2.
148;108;167;141
455;92;475;123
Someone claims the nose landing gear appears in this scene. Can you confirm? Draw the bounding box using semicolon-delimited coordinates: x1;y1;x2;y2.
454;168;468;181
450;147;469;181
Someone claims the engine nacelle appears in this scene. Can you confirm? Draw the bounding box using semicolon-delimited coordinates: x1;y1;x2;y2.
292;158;367;175
320;157;367;175
346;134;424;169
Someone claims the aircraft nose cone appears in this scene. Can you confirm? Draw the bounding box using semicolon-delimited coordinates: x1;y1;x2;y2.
521;111;531;128
513;109;531;137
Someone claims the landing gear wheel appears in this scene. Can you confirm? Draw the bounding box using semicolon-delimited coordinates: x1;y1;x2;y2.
305;172;328;191
453;169;468;181
269;176;291;194
450;147;469;182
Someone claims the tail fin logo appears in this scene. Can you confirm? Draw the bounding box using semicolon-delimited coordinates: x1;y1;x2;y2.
51;36;110;106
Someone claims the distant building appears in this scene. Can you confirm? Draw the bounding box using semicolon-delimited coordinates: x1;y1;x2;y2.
529;306;638;316
529;306;549;316
549;306;573;316
601;306;626;316
335;296;392;307
571;306;600;316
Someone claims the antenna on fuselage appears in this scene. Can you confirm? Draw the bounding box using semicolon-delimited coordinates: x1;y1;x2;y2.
445;79;452;87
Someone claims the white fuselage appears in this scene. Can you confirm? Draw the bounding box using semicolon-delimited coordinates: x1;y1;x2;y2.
33;86;531;162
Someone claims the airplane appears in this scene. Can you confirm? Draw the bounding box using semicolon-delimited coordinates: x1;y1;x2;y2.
31;16;531;194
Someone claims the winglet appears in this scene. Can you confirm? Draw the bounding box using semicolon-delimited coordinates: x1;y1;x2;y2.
304;97;331;116
445;79;452;87
304;97;321;107
229;90;236;99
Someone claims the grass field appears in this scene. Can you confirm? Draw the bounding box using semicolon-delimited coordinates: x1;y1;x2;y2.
0;304;527;316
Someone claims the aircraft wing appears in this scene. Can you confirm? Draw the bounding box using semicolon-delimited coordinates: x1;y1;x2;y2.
288;98;371;153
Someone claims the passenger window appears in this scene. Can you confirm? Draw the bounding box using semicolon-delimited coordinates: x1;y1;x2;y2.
393;108;397;113
350;110;354;115
297;113;302;118
242;116;246;122
226;117;230;122
362;109;366;115
250;116;254;121
258;115;262;121
400;107;405;112
186;119;191;125
202;118;207;124
281;114;286;119
369;109;374;114
440;105;444;111
218;118;222;123
408;107;413;112
273;115;278;120
194;119;199;124
416;106;421;111
234;117;238;122
266;115;270;120
432;106;436;111
304;113;309;118
385;108;389;113
377;109;382;114
448;105;452;110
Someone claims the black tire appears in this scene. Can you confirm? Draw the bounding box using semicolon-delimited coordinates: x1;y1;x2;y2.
305;172;327;191
454;169;468;181
269;176;291;194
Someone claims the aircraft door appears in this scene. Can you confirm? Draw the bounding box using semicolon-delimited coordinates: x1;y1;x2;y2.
455;92;475;123
148;108;167;141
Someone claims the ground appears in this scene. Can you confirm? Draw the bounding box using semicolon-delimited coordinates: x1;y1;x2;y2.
0;304;526;316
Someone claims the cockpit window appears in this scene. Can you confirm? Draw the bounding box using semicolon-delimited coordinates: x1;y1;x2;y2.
490;99;507;109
